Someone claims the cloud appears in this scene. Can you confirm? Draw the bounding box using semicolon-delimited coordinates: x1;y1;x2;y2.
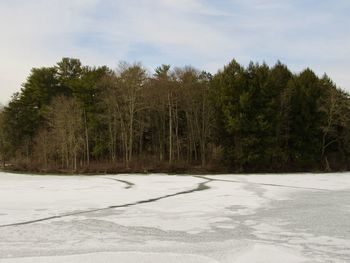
0;0;349;104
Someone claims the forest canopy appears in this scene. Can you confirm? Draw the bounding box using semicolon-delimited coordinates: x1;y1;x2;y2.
0;58;349;173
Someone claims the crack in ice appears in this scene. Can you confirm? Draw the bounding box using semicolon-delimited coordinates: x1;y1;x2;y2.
195;175;331;191
0;179;210;228
101;176;135;189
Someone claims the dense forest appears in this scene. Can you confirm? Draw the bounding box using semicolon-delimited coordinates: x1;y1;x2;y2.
0;58;349;173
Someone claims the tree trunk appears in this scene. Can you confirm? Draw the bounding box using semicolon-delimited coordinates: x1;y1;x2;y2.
84;109;90;167
168;92;172;164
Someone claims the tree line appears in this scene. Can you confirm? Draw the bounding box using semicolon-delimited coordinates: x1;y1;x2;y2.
0;58;349;173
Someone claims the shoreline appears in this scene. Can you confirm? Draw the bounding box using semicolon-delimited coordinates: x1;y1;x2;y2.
1;167;347;176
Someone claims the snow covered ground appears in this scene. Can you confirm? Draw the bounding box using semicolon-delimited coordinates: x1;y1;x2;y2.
0;172;349;262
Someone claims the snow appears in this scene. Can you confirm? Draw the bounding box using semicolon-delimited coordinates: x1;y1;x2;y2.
0;252;220;263
0;173;202;226
1;172;350;262
232;244;308;263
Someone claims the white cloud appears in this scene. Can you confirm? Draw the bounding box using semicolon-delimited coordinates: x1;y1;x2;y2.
0;0;349;104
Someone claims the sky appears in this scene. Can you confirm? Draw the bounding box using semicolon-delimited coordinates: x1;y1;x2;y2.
0;0;349;105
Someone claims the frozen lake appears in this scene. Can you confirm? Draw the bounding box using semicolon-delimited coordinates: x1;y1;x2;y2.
0;172;349;262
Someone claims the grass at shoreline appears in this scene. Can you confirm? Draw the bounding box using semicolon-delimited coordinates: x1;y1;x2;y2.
1;166;345;176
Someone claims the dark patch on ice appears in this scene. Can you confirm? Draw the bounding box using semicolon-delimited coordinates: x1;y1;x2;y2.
221;189;350;261
254;190;350;239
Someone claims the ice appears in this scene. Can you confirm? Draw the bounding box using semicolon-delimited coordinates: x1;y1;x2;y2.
1;172;350;262
0;252;220;263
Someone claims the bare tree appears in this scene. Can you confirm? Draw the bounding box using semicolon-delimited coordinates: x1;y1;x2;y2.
101;63;147;168
47;96;84;170
0;110;9;168
319;77;350;171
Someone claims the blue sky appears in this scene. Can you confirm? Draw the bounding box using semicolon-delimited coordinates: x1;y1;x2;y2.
0;0;349;104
